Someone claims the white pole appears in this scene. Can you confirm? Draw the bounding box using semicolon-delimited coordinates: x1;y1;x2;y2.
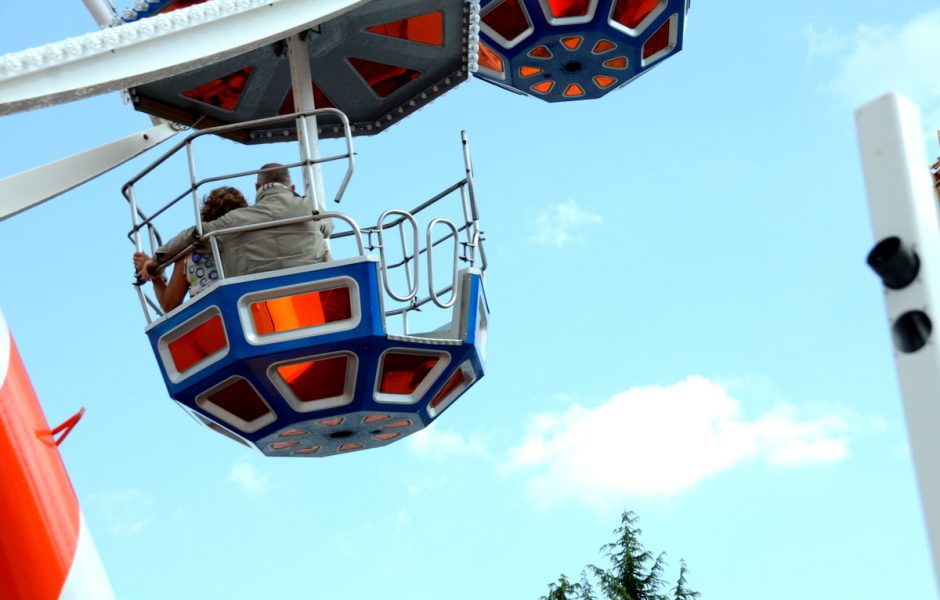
80;0;114;28
856;92;940;592
285;34;327;213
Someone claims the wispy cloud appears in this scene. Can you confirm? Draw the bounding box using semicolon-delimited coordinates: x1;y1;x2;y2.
407;426;489;460
502;376;855;510
229;461;270;497
807;10;940;126
530;200;602;248
803;24;849;57
87;488;155;536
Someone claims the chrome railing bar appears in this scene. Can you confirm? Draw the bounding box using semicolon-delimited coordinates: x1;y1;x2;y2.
459;184;473;248
427;218;459;309
122;108;352;190
461;130;480;223
383;222;472;269
376;209;419;302
385;285;454;317
147;211;364;274
186;139;204;238
398;221;413;293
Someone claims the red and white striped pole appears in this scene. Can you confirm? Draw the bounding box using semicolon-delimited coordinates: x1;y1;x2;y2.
0;308;115;599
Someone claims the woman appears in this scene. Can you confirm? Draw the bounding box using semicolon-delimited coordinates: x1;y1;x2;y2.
134;186;247;311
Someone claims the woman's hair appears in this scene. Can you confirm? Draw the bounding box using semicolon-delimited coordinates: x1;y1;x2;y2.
201;187;247;222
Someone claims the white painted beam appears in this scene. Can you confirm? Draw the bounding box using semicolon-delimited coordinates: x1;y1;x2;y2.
856;92;940;591
0;0;368;115
0;122;178;221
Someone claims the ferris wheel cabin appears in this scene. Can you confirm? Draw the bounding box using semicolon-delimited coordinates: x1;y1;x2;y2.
122;0;489;457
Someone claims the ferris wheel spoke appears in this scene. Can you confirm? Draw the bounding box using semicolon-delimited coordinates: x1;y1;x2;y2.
0;0;367;116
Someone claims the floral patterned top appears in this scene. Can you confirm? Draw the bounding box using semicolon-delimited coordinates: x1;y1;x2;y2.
185;249;219;297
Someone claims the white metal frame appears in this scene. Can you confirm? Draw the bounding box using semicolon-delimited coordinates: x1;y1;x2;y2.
195;375;277;433
856;92;940;590
267;350;359;413
425;359;476;418
157;305;230;384
0;0;369;115
639;13;678;67
0;121;178;221
236;275;363;345
479;0;535;50
373;347;451;405
608;0;667;37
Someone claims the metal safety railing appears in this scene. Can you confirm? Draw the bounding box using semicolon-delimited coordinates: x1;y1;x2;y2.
339;131;487;335
124;113;486;336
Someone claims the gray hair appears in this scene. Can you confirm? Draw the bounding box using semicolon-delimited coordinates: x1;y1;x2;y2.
257;162;291;186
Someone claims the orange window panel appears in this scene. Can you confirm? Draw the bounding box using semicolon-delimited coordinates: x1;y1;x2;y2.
482;0;530;42
546;0;591;17
349;57;422;97
204;379;271;423
251;286;352;336
279;83;335;114
279;428;308;437
293;446;320;455
478;41;505;73
563;83;585;97
379;353;439;394
519;66;542;77
168;315;227;373
643;18;672;59
319;417;344;427
362;414;391;425
182;67;253;111
560;36;583;50
528;45;553;59
366;11;444;46
430;369;468;409
592;39;617;54
339;443;364;452
373;432;401;441
383;419;413;429
531;80;555;94
603;56;628;69
271;441;300;450
276;355;349;403
611;0;660;29
594;75;617;88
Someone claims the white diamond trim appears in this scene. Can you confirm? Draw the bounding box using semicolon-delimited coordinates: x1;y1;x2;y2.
0;0;276;79
467;0;481;73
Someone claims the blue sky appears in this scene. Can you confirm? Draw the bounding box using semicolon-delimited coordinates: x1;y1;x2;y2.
1;1;940;598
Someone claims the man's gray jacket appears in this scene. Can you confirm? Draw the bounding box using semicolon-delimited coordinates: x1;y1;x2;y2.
155;184;333;277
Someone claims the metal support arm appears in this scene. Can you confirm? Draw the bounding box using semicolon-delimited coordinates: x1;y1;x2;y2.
0;121;178;221
0;0;368;115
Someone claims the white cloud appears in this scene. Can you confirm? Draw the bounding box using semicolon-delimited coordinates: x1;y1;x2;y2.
810;10;940;126
502;376;853;510
530;200;602;248
407;426;489;460
229;461;270;497
803;24;849;57
87;488;154;536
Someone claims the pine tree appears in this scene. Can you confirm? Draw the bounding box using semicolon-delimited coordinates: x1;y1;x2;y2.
671;560;700;600
590;511;667;600
537;511;699;600
541;574;581;600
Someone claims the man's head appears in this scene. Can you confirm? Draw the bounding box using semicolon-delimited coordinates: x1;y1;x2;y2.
256;163;294;191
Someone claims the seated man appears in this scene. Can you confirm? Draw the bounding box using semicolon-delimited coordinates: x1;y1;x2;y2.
155;163;333;277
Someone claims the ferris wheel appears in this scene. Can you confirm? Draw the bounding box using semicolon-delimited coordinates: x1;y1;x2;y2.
0;1;692;597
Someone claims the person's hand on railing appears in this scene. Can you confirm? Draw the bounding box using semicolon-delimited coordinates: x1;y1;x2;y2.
133;251;160;285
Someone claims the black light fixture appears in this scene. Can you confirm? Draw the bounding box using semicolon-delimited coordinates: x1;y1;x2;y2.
867;236;920;289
